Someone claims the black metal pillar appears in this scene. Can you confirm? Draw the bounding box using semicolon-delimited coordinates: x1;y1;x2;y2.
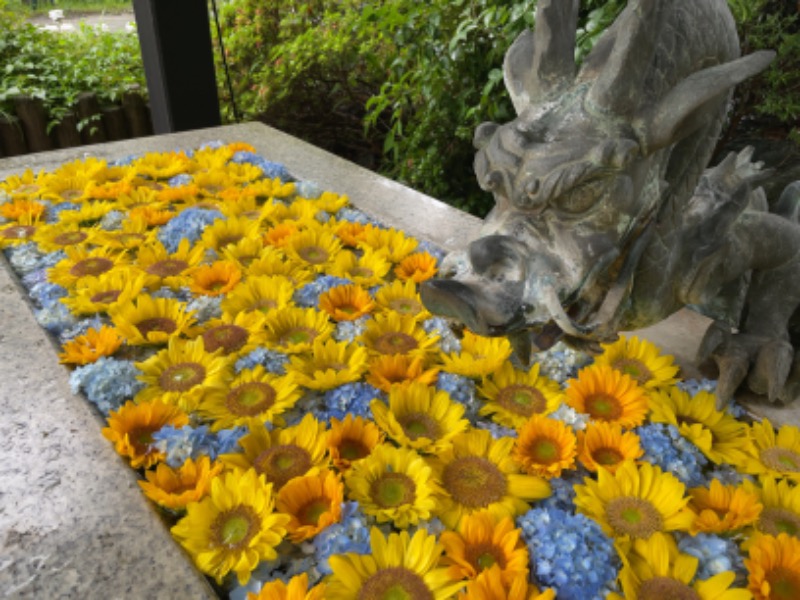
133;0;222;133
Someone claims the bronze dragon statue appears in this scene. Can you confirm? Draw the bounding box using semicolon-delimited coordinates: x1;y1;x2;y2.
420;0;800;406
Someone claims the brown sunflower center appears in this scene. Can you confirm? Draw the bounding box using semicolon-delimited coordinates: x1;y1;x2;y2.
605;496;664;539
766;566;800;600
761;447;800;473
357;566;433;600
338;438;371;462
212;505;259;550
297;245;329;265
159;361;206;392
146;258;189;277
584;393;623;421
593;446;625;467
2;225;36;239
373;332;418;355
526;437;560;464
760;507;800;537
226;382;276;416
442;456;507;509
612;358;653;386
496;384;546;416
298;498;330;527
216;234;243;248
397;412;440;441
115;233;146;246
137;317;178;338
279;326;319;347
202;324;248;354
52;231;88;246
370;472;416;508
253;444;311;489
388;298;423;316
14;183;40;195
351;266;374;278
90;289;122;304
129;427;157;455
61;188;83;201
638;576;700;600
255;298;278;312
70;257;113;277
466;542;507;572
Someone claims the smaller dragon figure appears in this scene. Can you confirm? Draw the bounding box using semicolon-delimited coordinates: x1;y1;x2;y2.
421;0;800;407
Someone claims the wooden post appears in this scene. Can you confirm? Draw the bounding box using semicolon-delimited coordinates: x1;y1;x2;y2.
13;95;53;152
76;92;108;145
122;90;154;138
53;113;82;149
102;105;130;141
0;115;28;156
132;0;221;133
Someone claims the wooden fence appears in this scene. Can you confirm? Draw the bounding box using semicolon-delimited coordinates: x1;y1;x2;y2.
0;89;153;158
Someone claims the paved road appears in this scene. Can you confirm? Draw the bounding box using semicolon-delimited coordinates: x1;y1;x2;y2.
28;10;136;33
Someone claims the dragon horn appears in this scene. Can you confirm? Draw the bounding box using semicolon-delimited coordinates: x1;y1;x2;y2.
503;0;578;113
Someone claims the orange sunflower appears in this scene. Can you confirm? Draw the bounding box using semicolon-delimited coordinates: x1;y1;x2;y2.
565;364;649;427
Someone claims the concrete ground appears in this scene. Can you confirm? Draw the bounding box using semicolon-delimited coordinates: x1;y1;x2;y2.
27;9;135;33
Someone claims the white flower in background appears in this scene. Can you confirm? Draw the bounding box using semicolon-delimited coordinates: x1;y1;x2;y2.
125;22;136;33
48;9;64;21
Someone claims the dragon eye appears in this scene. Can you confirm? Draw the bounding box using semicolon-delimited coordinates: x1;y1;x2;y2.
556;179;608;214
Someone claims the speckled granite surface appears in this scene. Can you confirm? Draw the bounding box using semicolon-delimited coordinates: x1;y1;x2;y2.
0;123;796;597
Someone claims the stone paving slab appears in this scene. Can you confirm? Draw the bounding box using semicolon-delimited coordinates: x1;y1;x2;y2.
0;122;797;597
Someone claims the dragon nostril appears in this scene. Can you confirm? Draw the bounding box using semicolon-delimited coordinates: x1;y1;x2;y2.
485;171;504;191
525;178;540;197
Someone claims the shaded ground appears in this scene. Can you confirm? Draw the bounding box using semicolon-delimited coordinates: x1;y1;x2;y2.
27;10;135;32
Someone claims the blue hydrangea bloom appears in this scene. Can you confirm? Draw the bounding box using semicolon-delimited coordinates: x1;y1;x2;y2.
28;281;68;308
319;382;383;421
294;180;322;199
474;420;517;439
109;154;137;167
235;346;289;375
334;317;369;343
7;243;61;275
46;201;81;223
99;210;124;230
35;302;78;337
677;378;718;396
313;502;371;576
417;240;446;263
436;372;480;421
186;295;222;323
537;473;582;513
335;206;380;225
214;425;249;457
150;286;193;302
422;317;461;354
636;423;708;487
157;207;224;253
58;315;106;343
517;506;619;600
69;357;145;415
705;464;749;486
677;532;746;581
293;275;353;307
231;152;292;181
167;173;193;187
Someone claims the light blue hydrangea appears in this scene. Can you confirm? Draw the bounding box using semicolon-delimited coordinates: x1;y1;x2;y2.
157;207;225;253
231;152;292;182
58;315;106;343
7;243;61;275
99;210;124;230
319;382;383;421
436;372;480;421
704;464;750;486
46;201;81;223
517;506;620;600
334;316;369;343
474;420;518;439
535;342;591;384
150;286;193;302
677;532;746;582
293;275;353;307
636;422;708;487
677;378;718;395
335;206;380;225
313;502;371;576
294;180;322;199
422;317;461;354
417;240;446;263
167;173;193;187
234;346;289;374
550;404;589;430
35;302;79;337
151;424;247;467
69;357;145;415
185;294;222;323
28;281;68;308
537;473;584;513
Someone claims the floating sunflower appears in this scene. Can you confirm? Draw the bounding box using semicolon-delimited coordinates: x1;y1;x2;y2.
0;221;38;247
199;214;261;253
196;312;267;357
189;261;243;297
135;238;205;290
171;468;289;585
440;330;513;378
39;173;93;203
311;191;349;213
356;223;418;263
513;415;577;479
95;217;154;251
327;527;464;600
327;414;384;471
62;268;148;316
138;456;222;511
284;228;342;272
594;336;679;389
276;469;343;542
394;251;438;282
0;197;46;221
220;414;330;490
458;566;555;600
86;178;134;201
318;284;375;321
33;222;97;253
109;294;196;346
648;387;754;466
689;478;763;535
220;274;296;317
373;278;431;320
264;221;300;249
101;399;189;469
56;200;118;227
574;460;694;541
745;419;800;484
263;306;334;354
344;443;439;528
577;420;644;473
219;236;267;269
745;533;800;600
359;311;439;358
240;176;295;202
246;246;312;284
365;354;440;393
286;338;369;390
477;361;563;429
745;476;800;541
48;246;127;289
328;248;391;287
429;429;551;529
334;220;368;247
247;573;326;600
132;151;193;180
197;366;301;431
58;325;123;365
565;364;649;427
612;532;750;600
156;183;200;204
440;513;529;583
371;381;469;454
0;168;48;199
135;337;231;412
